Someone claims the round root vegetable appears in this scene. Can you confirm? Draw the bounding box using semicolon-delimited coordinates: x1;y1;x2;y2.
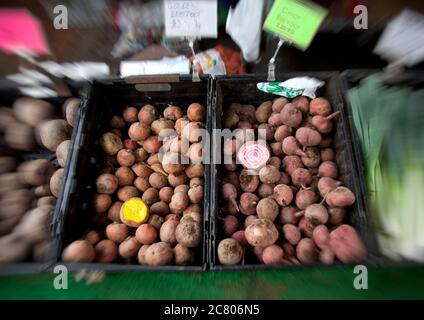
169;192;189;214
257;183;274;198
301;147;320;168
188;185;203;204
150;201;170;216
148;172;168;189
128;122;151;141
174;184;189;194
144;242;174;266
280;103;302;128
5;122;37;151
151;118;174;136
117;186;139;202
95;240;118;263
132;163;152;177
272;97;289;112
175;116;189;135
262;245;285;265
62;240;95;263
110;115;125;129
282;224;301;245
231;230;248;246
115;167;134;186
13;97;55;126
134;177;150;192
164;105;184;121
222;183;239;212
185;164;204;179
328;207;346;225
187;102;206;121
188;143;205;163
223;201;237;215
217;238;243;265
292;96;309;113
174;244;196;265
134;147;149;162
56;140;71;167
142;135;161;153
116;149;135;167
311;111;340;133
273;184;293;206
137;244;150;265
282;136;306;157
82;230;102;245
279;206;299;224
239;192;259;215
312;225;330;249
38;119;72;151
239;169;260;193
18;159;55;186
296;238;318;265
222;172;240;192
118;236;141;259
326;187;356;207
268;156;281;169
183;203;202;214
161;152;184;174
295;189;319;210
245;219;279;247
255;101;273;123
159;186;174;203
222;215;239;236
94;194;112;213
159;219;179;246
319;136;333;148
96;173;118;194
136;223;157;245
100;132;123;155
278;172;290;185
123;106;138;123
138;104;158;125
318;161;338;178
295;127;322;147
258;165;280;184
148;214;164;230
268;113;284;126
274;125;292;142
181;211;203;224
111;129;122;138
320;148;335;161
256;198;279;221
329;224;366;263
237;141;270;170
106;223;129;243
305;204;328;228
50;168;64;197
298;217;313;238
120;197;149;227
282;242;295;258
283;155;303;176
147;153;161;164
317;177;341;197
175;220;202;247
244;215;258;228
310;97;331;116
291;168;312;187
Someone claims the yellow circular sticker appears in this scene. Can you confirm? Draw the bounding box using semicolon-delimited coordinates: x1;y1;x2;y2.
120;197;149;227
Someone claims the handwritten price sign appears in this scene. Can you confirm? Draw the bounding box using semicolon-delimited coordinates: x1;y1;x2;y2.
164;0;217;38
264;0;327;50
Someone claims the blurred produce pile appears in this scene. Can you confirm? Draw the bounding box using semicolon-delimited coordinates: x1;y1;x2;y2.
217;95;367;266
0;96;79;263
61;103;206;266
349;73;424;262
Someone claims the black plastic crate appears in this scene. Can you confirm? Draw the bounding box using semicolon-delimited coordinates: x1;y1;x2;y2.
0;89;78;274
51;75;211;272
209;73;380;270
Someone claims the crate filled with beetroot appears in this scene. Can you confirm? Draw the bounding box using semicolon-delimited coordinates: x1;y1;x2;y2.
0;87;80;274
54;76;210;271
210;73;374;269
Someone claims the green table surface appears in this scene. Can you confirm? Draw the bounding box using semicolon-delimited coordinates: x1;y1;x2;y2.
1;266;423;299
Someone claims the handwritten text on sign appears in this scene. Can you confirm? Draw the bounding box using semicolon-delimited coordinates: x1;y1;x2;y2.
264;0;327;51
164;0;217;38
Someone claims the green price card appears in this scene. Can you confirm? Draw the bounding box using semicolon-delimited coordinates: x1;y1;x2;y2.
264;0;328;51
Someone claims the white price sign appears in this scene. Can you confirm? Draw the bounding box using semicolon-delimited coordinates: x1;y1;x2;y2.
164;0;218;38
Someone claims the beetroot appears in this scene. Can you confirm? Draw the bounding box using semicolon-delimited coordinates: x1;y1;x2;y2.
317;177;341;197
312;225;330;249
278;172;290;185
282;155;303;176
292;96;309;113
262;245;285;264
319;136;333;148
222;183;239;212
295;189;319;210
329;224;366;263
274;125;292;142
237;141;270;170
259;165;280;184
318;161;338;178
244;215;258;228
256;197;279;221
222;215;240;236
301;147;321;168
291;168;312;188
310;97;331;116
280;103;302;128
231;230;249;246
326;187;356;207
272;97;289;112
304;204;328;228
257;183;275;198
268;113;284;126
273;184;293;206
268;156;281;169
258;123;274;141
311;111;340;133
282;224;301;245
320;148;335;161
296;238;318;264
328;207;346;225
239;193;259;215
279;206;299;224
255;101;273;123
282;136;306;157
245;219;279;247
295;127;322;147
270;142;284;156
239;169;260;193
